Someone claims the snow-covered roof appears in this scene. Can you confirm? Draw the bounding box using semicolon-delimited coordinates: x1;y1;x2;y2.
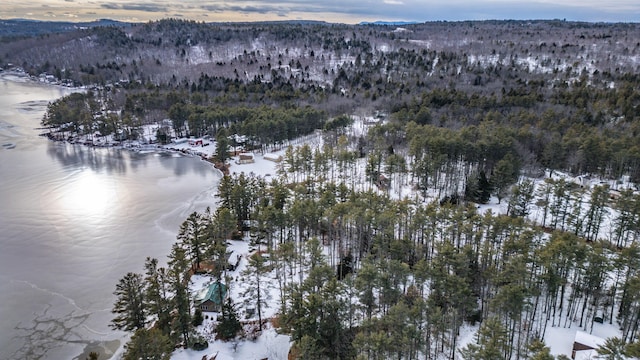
263;153;282;162
194;282;227;305
574;331;605;349
233;134;247;143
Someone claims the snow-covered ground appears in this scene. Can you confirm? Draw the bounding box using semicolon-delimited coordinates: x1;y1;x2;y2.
177;239;290;360
77;117;637;359
172;326;289;360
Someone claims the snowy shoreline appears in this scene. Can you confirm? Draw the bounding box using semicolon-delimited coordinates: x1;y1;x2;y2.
11;71;639;359
4;71;304;360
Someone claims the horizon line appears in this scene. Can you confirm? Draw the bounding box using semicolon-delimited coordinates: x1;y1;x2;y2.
2;17;638;25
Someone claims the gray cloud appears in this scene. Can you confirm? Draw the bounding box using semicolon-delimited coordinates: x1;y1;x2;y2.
121;3;168;12
99;2;167;13
100;3;120;10
200;4;286;14
195;0;640;21
228;5;272;14
2;0;639;23
196;0;377;20
199;5;223;13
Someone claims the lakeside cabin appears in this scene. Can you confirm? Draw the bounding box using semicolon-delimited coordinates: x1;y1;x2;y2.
188;138;203;146
572;331;605;359
264;153;282;163
193;282;228;312
188;138;210;147
236;152;255;164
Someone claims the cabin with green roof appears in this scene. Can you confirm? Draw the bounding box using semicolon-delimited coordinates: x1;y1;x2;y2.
193;281;228;312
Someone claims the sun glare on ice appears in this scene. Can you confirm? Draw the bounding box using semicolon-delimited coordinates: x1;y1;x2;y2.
60;171;117;217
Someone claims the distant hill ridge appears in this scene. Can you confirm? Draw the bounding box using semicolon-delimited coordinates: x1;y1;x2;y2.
0;18;388;37
359;21;421;25
0;19;130;37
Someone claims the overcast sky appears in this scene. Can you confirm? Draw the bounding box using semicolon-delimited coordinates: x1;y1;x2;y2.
0;0;638;23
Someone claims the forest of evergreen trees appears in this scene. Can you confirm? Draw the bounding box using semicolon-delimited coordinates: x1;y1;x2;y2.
19;18;640;359
111;139;640;359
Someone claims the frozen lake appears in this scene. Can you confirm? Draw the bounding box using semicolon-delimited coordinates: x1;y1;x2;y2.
0;73;221;359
